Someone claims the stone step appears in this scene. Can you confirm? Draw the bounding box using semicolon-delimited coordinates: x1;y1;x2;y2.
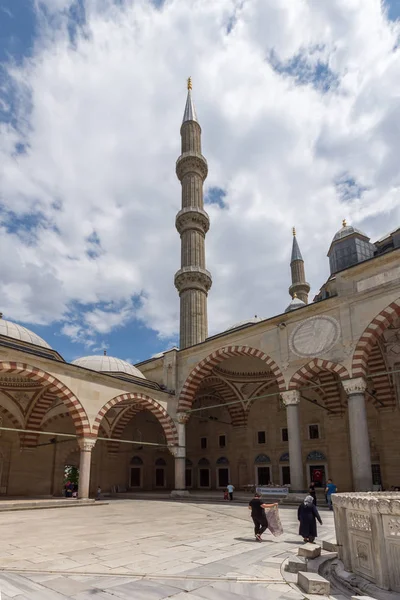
298;543;322;559
285;556;307;573
322;539;338;552
297;571;331;595
351;597;376;600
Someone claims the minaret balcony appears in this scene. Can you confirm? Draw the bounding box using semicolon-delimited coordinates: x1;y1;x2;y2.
176;151;208;181
176;207;210;235
174;266;212;294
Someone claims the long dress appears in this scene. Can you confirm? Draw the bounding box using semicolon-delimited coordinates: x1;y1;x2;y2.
298;503;322;539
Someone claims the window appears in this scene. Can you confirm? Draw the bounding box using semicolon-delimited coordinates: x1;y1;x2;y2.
257;431;266;444
200;437;207;449
309;424;320;440
281;428;288;442
219;435;226;448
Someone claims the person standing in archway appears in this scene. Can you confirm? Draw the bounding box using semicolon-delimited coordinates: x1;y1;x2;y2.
248;493;277;542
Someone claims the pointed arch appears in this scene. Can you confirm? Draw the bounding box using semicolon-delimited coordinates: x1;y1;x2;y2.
0;362;90;447
289;359;350;412
352;299;400;378
93;393;178;446
178;346;286;412
107;405;142;455
196;376;248;427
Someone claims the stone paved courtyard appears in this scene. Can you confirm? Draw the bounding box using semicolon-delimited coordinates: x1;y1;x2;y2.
0;499;339;599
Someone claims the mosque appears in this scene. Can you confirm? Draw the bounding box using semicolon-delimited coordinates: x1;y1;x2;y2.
0;81;399;498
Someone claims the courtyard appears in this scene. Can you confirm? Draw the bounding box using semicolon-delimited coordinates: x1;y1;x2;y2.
0;499;339;599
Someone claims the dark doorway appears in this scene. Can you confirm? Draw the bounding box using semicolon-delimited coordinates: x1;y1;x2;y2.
130;467;141;487
281;466;291;485
199;468;210;488
309;465;326;487
155;468;165;487
257;466;270;486
218;468;229;488
185;469;192;488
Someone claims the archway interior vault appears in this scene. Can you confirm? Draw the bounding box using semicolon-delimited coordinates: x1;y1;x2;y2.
191;355;281;427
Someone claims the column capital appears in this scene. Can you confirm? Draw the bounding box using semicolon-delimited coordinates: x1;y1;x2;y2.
78;437;96;452
177;412;190;425
281;390;301;406
169;445;185;458
342;377;367;396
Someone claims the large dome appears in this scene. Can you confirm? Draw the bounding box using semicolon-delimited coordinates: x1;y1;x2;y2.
0;317;51;349
226;316;263;331
71;354;145;379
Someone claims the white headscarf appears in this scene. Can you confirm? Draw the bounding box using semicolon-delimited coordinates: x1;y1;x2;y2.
304;495;314;506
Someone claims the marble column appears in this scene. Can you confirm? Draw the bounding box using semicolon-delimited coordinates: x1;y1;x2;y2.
342;377;373;492
281;390;305;491
77;437;96;500
171;413;190;498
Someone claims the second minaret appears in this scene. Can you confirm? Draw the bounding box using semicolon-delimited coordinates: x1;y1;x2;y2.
174;79;212;349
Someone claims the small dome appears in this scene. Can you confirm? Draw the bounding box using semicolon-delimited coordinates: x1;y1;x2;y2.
71;355;145;379
226;316;263;331
0;317;51;349
285;295;306;313
332;220;368;243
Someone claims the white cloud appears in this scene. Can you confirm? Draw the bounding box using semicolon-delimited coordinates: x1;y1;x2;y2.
0;0;400;346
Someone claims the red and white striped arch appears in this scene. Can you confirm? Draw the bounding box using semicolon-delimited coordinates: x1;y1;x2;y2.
92;393;178;447
352;299;400;378
289;359;350;412
178;346;286;413
107;405;142;454
0;362;90;446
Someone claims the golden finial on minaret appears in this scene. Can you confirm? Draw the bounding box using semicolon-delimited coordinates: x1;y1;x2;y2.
342;219;347;227
292;227;296;236
293;292;298;298
187;77;192;90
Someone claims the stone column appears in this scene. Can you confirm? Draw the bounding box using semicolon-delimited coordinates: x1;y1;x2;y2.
171;413;190;498
78;437;96;500
281;390;305;491
342;378;373;492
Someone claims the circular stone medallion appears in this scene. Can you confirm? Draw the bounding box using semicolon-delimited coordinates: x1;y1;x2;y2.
289;315;340;358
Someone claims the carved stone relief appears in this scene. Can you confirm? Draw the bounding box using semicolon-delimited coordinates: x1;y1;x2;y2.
349;511;372;532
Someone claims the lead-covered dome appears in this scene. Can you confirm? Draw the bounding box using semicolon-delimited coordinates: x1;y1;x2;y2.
285;294;306;313
332;220;368;243
0;316;51;349
226;316;263;331
71;354;145;379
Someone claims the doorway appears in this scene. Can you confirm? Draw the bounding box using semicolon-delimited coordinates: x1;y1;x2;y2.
281;465;291;485
217;468;229;488
309;465;326;488
257;466;270;486
199;469;210;488
130;467;141;487
155;468;165;487
185;469;192;488
64;464;79;497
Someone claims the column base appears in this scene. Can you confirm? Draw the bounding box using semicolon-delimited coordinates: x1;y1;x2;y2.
170;490;190;498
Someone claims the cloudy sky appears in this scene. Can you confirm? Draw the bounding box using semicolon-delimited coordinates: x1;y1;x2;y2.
0;0;400;363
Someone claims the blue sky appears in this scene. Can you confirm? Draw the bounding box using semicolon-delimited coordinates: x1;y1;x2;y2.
1;0;400;366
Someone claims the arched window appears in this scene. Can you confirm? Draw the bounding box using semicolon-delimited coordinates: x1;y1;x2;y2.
254;454;271;464
130;456;143;465
185;458;193;467
216;456;229;465
155;458;166;466
307;451;327;461
279;453;290;462
198;457;210;466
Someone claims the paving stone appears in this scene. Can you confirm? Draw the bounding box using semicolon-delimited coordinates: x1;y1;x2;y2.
298;544;321;559
297;572;330;595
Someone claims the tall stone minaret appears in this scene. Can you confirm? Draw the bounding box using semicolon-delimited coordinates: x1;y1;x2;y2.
289;227;310;304
174;78;212;349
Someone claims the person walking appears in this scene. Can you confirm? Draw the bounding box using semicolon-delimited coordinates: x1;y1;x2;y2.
298;495;323;543
309;481;317;505
325;478;337;511
227;483;235;501
248;493;278;542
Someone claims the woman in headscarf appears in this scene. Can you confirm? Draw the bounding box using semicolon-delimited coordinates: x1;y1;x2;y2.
298;495;322;543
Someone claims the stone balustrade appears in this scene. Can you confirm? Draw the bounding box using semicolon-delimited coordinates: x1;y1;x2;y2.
332;492;400;593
